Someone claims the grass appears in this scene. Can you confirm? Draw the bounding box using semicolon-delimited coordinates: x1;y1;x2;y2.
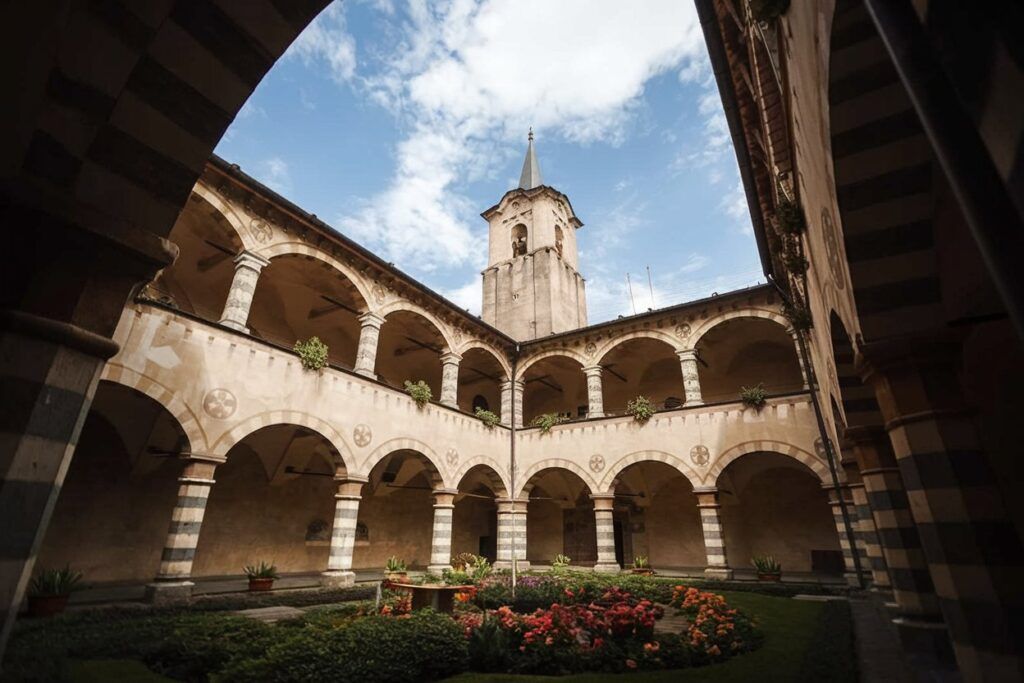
68;659;174;682
443;592;856;683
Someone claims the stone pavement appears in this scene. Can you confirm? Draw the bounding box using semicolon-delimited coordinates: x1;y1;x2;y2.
850;598;915;683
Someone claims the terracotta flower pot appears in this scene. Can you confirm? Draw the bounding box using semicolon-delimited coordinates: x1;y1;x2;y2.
631;568;654;575
756;572;782;582
27;594;70;618
384;572;408;584
248;578;274;592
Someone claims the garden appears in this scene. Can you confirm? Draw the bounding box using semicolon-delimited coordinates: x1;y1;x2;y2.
2;558;855;682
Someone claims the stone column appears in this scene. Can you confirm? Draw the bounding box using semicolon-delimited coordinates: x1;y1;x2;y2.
694;487;732;579
427;489;457;573
512;380;524;428
677;349;704;406
495;498;529;571
847;481;890;593
146;458;220;604
499;380;513;426
218;250;269;332
591;494;619;572
321;475;367;588
824;485;862;586
353;312;385;378
790;328;811;389
439;352;461;408
858;336;1018;677
583;365;604;418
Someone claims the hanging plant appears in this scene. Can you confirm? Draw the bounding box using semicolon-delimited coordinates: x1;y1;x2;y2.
404;380;433;407
625;395;656;423
777;198;806;235
532;413;567;434
740;383;768;409
474;407;500;428
782;240;809;274
750;0;791;23
783;297;814;331
294;336;329;371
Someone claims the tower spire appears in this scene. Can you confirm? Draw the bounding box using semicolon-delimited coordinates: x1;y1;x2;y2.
518;127;543;190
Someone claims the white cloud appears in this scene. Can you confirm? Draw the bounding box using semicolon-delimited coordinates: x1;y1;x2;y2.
587;254;710;321
443;277;483;314
721;180;752;234
332;0;706;275
287;4;357;83
257;157;292;194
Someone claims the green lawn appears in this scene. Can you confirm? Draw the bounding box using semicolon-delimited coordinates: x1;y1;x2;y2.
443;593;856;683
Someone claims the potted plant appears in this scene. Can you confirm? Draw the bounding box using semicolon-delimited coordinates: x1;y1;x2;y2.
631;556;654;575
740;383;768;410
294;336;329;371
474;407;500;428
626;396;655;423
404;380;432;408
27;566;82;617
532;413;567;434
752;554;782;581
551;554;572;573
384;556;408;583
243;561;278;591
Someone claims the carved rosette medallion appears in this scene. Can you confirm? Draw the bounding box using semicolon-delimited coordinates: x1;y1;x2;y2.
675;323;691;340
589;454;605;473
814;437;827;459
203;389;236;419
446;448;459;467
249;218;272;244
371;285;386;305
584;342;597;358
690;445;710;467
353;424;372;448
821;208;845;290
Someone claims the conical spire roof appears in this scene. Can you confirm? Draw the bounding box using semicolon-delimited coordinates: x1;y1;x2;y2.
518;128;543;190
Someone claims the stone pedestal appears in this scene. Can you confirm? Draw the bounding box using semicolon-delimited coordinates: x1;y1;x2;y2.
144;580;195;606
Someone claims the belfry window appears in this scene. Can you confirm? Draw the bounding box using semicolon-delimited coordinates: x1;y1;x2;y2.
512;224;528;256
555;226;564;258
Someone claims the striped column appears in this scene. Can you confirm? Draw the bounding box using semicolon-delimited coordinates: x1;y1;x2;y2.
677;350;704;406
495;498;529;571
218;250;268;332
847;481;891;592
860;339;1022;679
695;487;732;579
354;312;385;378
512;380;524;428
427;489;457;573
499;380;513;426
322;476;367;588
147;458;219;604
439;352;461;408
825;485;862;586
583;366;605;418
591;494;619;572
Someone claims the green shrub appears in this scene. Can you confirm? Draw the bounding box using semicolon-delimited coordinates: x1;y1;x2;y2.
532;413;567;433
384;556;406;572
467;614;513;672
752;554;783;574
626;395;655;423
243;560;278;579
218;609;468;682
740;383;768;409
404;380;432;407
294;336;329;371
776;196;805;234
474;406;500;428
783;299;814;331
28;565;82;596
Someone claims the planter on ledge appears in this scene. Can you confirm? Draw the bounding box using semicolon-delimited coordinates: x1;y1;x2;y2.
631;568;655;576
756;573;782;582
27;595;70;618
248;578;275;592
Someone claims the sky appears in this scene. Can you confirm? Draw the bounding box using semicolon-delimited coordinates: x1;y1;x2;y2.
215;0;764;323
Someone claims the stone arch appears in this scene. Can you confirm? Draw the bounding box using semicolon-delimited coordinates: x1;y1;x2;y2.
256;241;374;311
99;364;205;456
191;182;260;253
688;307;791;349
515;348;589;380
593;330;683;364
516;459;597;498
362;437;447;488
209;410;352;472
456;339;512;379
706;441;829;486
598;450;700;492
453;458;510;497
377;300;457;353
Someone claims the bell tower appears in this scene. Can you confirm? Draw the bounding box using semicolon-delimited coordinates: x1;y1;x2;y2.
481;131;587;340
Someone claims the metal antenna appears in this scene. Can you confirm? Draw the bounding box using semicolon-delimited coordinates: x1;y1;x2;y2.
646;265;655;309
626;273;637;315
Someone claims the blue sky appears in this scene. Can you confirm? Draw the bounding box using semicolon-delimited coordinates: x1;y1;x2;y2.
216;0;764;322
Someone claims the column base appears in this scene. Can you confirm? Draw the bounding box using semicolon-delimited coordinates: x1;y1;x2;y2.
844;571;863;587
219;319;248;333
593;563;621;574
145;580;194;606
704;567;734;580
892;616;958;675
494;560;531;572
427;565;452;575
320;571;356;588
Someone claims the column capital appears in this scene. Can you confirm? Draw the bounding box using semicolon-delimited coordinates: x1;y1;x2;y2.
675;348;698;360
692;486;719;494
233;250;270;271
590;492;616;510
842;424;888;445
358;311;386;328
439;351;462;365
499;379;525;390
582;364;603;376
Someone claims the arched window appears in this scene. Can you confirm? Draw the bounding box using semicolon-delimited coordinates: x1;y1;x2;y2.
512;224;528;256
472;394;490;412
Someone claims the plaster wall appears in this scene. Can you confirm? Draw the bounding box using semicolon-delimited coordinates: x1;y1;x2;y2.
641;480;707;568
352;488;434;570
